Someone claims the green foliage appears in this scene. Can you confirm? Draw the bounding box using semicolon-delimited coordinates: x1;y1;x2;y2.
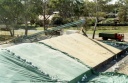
0;0;24;36
82;18;93;31
116;0;128;23
49;0;85;19
83;0;117;18
0;35;13;41
35;20;50;27
29;0;43;15
73;0;85;18
83;1;96;17
118;6;128;23
97;12;106;18
51;16;63;25
0;0;23;24
97;0;112;11
63;18;73;24
86;17;96;25
51;16;74;26
99;18;115;24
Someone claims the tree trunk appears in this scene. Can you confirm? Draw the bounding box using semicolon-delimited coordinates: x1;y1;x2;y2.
6;25;13;37
92;17;98;39
9;29;13;37
82;28;88;37
43;1;48;35
12;28;15;36
25;18;28;36
92;0;98;39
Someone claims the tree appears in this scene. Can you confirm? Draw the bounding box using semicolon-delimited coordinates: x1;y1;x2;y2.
0;0;23;36
73;0;85;19
49;0;84;19
96;0;112;12
118;6;127;23
86;0;112;39
92;0;98;39
20;0;42;36
117;0;128;23
42;0;50;31
83;1;96;17
20;0;32;36
29;0;52;32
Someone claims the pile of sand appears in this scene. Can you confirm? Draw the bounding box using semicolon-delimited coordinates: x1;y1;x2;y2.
40;33;121;67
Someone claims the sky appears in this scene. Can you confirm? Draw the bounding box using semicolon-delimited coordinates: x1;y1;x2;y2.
88;0;118;4
110;0;118;4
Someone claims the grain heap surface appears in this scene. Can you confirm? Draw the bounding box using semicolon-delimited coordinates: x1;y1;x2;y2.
40;33;120;67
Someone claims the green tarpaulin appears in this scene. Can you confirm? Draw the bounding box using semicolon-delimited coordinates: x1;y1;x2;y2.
0;42;128;83
0;43;91;83
85;72;128;83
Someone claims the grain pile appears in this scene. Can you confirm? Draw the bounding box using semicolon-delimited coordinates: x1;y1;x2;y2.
124;33;128;42
40;33;121;67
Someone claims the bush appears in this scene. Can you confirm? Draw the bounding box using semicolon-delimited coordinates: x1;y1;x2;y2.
63;18;73;24
30;19;35;25
35;20;49;27
35;20;43;27
51;16;64;25
86;18;96;25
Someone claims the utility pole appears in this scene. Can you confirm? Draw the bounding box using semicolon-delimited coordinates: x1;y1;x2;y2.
92;0;98;39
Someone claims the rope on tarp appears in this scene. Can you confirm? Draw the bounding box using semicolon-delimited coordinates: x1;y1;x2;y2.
37;42;97;83
28;19;85;38
14;19;85;42
37;42;92;69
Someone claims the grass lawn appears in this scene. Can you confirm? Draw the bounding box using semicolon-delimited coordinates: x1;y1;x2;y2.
0;35;13;41
86;26;128;34
0;26;128;41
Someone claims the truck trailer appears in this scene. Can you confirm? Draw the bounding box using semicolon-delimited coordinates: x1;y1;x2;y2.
99;33;124;41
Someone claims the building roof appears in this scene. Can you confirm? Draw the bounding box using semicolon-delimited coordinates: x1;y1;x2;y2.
38;14;54;20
